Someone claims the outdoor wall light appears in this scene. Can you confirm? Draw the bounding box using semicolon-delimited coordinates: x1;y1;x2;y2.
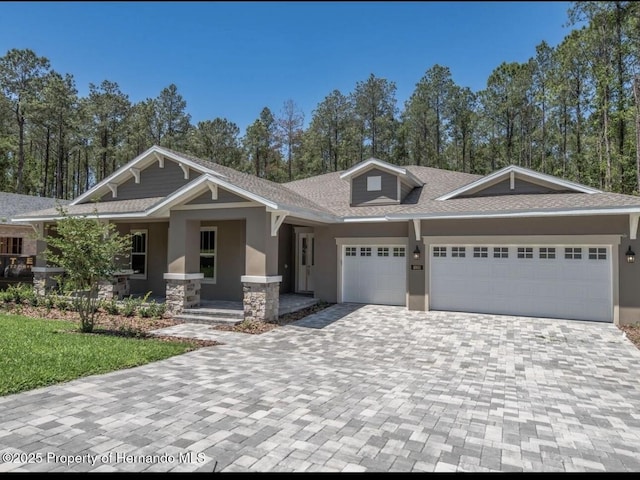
413;245;421;260
626;245;636;264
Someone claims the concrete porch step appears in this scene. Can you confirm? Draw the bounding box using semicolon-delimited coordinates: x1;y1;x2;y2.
181;307;244;319
172;313;243;326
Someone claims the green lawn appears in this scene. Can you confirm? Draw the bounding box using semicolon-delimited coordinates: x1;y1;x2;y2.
0;314;197;396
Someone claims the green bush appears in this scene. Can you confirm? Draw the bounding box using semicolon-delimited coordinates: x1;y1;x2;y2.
138;299;166;319
3;284;37;305
119;296;138;317
53;295;72;312
101;298;120;315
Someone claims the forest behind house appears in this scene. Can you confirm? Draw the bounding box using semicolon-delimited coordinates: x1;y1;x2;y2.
1;2;639;200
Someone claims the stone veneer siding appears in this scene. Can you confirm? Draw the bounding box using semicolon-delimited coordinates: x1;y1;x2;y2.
98;273;131;300
243;281;279;322
32;268;64;296
165;278;201;314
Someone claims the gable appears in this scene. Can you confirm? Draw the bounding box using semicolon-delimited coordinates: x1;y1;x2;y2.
185;188;250;205
351;167;399;206
437;165;600;201
93;160;202;203
458;178;570;198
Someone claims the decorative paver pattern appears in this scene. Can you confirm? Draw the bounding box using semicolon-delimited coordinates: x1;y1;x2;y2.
2;304;640;472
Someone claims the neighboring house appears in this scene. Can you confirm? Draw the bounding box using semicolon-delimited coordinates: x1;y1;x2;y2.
12;145;640;325
0;192;68;287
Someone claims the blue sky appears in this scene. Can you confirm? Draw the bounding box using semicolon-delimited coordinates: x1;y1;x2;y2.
1;1;574;133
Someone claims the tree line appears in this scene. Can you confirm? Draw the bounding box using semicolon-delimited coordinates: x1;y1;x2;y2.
1;1;639;199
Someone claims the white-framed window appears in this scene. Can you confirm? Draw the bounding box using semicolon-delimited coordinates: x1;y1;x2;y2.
367;175;382;192
345;247;357;257
433;246;447;257
588;247;607;260
473;247;488;258
452;246;466;258
377;247;389;257
565;247;582;259
517;247;533;259
493;247;508;258
539;247;556;259
200;227;217;282
393;247;406;257
130;229;148;279
360;247;372;257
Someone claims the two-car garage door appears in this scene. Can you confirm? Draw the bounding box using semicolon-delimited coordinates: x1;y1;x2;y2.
430;244;613;322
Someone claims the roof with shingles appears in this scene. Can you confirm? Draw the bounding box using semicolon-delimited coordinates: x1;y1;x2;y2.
0;192;70;224
11;147;640;222
13;197;163;219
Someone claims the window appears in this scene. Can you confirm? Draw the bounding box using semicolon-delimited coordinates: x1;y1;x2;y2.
345;247;357;257
360;247;372;257
433;247;447;258
517;247;533;259
377;247;389;257
393;247;405;257
130;230;147;278
565;247;582;259
0;237;22;255
452;246;466;258
366;175;382;192
473;247;488;258
493;247;508;258
539;247;556;259
588;247;607;260
200;227;217;282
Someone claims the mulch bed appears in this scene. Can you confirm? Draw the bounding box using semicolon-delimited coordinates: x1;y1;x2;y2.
620;325;640;350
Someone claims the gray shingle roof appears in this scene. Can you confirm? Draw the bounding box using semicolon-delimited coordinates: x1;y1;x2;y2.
1;192;70;224
12;197;164;220
10;146;640;222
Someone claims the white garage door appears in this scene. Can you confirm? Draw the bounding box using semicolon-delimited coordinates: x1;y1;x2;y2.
430;245;613;322
342;245;407;305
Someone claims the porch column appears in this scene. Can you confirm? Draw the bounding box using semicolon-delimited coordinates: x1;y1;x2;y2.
165;215;202;314
242;210;280;322
32;267;65;296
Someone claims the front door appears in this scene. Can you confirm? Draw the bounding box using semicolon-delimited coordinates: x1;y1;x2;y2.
297;233;315;292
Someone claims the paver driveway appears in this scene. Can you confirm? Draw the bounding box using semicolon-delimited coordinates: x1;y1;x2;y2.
2;304;640;472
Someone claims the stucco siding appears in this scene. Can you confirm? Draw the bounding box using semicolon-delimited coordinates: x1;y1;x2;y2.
278;223;294;294
114;222;168;297
200;219;245;301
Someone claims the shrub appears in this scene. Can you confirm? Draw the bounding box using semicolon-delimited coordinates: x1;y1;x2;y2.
101;298;120;315
3;284;37;305
119;296;138;317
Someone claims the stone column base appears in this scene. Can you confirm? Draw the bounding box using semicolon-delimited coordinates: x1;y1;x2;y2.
164;273;203;314
98;271;133;300
241;275;281;322
31;267;65;296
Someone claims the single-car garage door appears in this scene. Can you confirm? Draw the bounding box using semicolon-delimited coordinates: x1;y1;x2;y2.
430;245;613;322
342;245;407;305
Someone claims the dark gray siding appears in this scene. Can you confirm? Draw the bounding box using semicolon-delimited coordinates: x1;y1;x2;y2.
186;189;249;205
98;161;202;202
351;168;398;206
400;182;413;202
462;178;567;197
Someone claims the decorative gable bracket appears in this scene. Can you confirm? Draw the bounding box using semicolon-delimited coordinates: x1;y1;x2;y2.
207;183;218;200
129;167;140;184
179;163;189;180
270;210;288;237
153;152;164;168
107;182;118;198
